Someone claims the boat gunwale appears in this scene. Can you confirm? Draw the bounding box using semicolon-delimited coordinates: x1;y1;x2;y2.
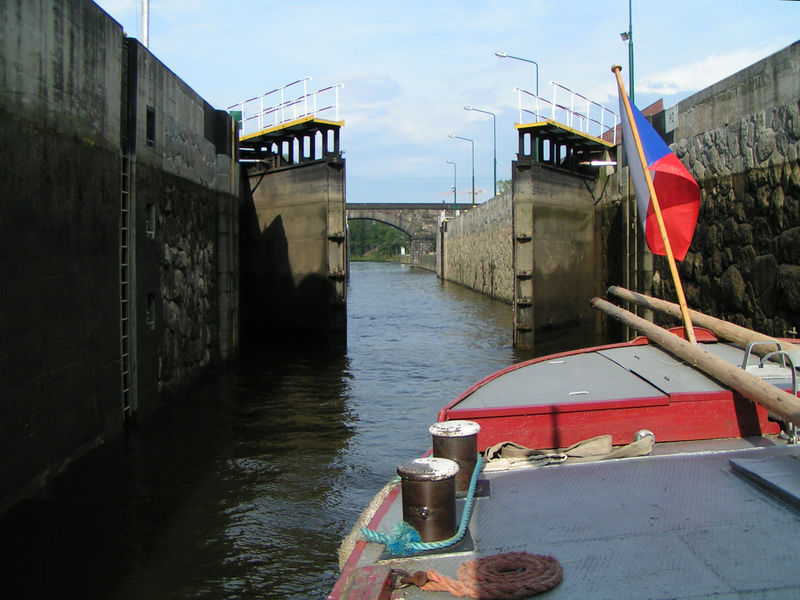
328;486;402;600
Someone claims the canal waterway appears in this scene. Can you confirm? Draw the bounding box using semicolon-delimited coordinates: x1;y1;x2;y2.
1;262;586;598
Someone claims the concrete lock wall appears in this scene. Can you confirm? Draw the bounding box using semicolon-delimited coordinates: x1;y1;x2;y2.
243;159;346;348
0;0;239;515
513;165;600;349
440;194;514;303
438;169;600;351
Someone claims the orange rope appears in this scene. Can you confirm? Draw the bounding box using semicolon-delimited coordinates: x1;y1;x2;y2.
419;552;562;599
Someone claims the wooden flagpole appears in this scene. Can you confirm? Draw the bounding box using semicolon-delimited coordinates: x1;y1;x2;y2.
611;64;697;345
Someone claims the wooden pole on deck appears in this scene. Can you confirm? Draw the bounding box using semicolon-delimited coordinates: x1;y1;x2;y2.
591;297;800;429
608;286;800;357
612;65;697;345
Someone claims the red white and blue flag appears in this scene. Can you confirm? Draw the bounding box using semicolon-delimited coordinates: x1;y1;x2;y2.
618;97;700;261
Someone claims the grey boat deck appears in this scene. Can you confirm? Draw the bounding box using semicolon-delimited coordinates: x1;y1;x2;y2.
355;438;800;599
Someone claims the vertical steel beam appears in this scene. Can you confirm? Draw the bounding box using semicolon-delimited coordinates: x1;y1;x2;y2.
512;163;535;350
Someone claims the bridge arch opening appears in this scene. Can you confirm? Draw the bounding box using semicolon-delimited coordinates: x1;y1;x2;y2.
347;218;412;260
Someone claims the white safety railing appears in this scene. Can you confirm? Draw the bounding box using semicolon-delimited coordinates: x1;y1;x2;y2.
515;81;618;144
228;77;343;137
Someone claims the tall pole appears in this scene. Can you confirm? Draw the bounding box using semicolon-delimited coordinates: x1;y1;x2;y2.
468;139;475;205
495;52;539;97
446;160;457;214
464;106;496;197
621;0;636;331
628;0;634;104
141;0;149;48
448;134;475;205
612;65;696;344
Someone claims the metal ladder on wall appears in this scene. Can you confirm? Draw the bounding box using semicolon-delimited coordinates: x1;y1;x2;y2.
120;152;132;419
119;46;133;421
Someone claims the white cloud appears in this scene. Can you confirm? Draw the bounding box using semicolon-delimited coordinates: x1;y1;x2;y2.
638;45;787;97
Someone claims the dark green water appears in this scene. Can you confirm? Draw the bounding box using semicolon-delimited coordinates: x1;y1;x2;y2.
1;262;543;598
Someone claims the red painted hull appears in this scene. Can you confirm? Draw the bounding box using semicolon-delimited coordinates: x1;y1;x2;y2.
438;330;782;450
440;391;779;450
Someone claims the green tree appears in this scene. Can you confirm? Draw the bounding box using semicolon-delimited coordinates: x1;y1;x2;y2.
348;220;410;261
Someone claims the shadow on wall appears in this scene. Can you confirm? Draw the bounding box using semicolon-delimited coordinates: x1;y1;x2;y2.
239;176;339;352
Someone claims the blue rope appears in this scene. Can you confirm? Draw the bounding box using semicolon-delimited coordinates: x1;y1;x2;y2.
360;453;484;556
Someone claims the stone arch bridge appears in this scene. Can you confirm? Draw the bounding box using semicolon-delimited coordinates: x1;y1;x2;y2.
346;202;461;259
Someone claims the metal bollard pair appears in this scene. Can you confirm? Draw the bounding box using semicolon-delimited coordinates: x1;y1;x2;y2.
396;420;480;542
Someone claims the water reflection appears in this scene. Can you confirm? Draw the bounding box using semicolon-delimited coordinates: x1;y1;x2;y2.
1;262;550;598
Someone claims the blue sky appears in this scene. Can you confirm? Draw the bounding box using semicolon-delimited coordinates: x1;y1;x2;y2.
94;1;798;204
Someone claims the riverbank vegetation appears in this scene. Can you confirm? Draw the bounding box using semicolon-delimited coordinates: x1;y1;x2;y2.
348;220;410;261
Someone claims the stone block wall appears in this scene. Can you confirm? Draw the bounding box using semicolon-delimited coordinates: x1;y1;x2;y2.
651;42;800;336
441;194;513;303
129;42;239;406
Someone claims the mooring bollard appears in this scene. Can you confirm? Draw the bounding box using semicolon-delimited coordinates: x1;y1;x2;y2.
429;420;480;495
397;457;459;542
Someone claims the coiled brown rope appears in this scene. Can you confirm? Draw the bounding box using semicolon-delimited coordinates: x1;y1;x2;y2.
407;552;563;599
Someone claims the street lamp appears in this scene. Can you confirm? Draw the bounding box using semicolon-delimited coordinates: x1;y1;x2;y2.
448;133;475;205
620;0;634;103
446;160;457;214
495;51;539;97
141;0;149;48
464;106;496;197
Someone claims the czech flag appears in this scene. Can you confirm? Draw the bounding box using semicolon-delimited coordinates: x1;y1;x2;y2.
618;97;700;261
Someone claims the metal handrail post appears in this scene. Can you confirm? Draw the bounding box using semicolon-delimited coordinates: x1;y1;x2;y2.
585;97;591;133
569;89;575;128
303;78;309;118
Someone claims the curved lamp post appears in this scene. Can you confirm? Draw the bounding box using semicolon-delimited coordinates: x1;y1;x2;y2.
464;106;496;197
495;51;539;97
448;134;475;205
446;160;457;214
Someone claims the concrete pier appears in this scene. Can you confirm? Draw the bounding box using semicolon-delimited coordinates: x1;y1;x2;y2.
238;118;347;349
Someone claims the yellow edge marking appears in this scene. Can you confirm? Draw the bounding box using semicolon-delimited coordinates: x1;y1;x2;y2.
514;118;614;147
240;116;345;141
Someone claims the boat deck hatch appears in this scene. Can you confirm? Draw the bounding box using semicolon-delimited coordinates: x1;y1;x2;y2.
730;455;800;512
